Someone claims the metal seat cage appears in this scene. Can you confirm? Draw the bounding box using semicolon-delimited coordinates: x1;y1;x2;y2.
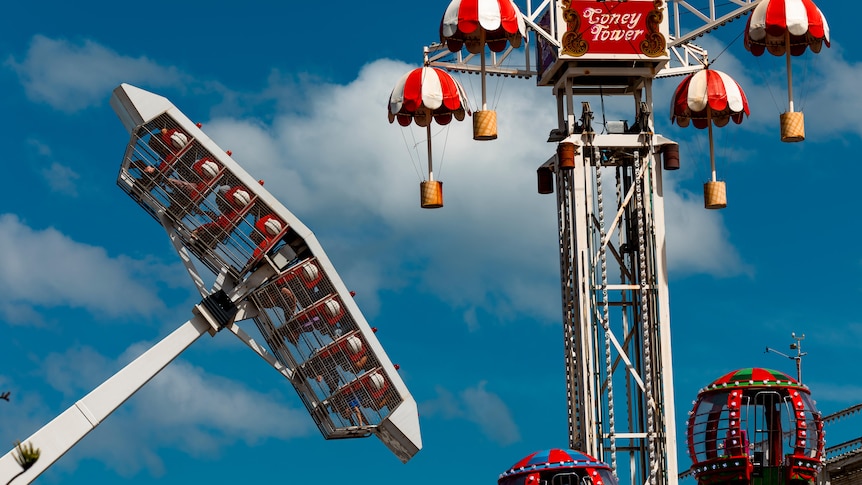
117;115;295;280
116;114;406;439
247;259;403;435
687;387;824;478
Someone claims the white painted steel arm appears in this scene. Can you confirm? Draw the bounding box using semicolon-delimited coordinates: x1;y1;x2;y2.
0;314;215;484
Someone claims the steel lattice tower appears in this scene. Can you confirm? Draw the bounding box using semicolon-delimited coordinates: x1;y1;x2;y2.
422;2;761;484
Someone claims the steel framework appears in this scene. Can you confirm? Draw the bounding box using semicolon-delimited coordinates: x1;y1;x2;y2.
544;93;678;485
0;84;421;484
425;0;759;78
422;2;761;485
820;404;862;485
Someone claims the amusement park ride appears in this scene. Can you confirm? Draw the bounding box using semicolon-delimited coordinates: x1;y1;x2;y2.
0;84;422;483
0;1;856;485
388;0;856;485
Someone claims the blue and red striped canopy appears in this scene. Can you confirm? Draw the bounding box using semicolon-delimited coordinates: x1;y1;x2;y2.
499;448;609;479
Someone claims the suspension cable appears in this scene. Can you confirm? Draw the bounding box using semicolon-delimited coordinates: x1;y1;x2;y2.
595;147;618;473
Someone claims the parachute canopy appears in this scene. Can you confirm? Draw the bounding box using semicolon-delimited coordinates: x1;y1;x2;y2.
440;0;527;54
387;66;471;127
745;0;830;56
671;69;750;129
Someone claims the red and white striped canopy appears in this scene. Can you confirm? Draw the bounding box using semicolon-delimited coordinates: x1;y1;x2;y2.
745;0;830;56
388;67;471;127
671;69;750;129
440;0;526;54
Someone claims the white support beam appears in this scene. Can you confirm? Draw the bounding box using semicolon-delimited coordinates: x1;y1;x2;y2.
0;315;215;484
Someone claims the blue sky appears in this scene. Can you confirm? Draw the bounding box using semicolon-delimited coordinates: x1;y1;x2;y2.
1;1;861;484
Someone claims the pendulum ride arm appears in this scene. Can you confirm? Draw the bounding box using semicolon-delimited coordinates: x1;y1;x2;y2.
0;293;237;485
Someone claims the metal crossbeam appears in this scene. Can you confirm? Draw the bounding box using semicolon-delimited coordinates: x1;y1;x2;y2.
424;0;760;79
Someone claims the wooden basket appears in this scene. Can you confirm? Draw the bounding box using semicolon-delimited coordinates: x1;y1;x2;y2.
780;112;805;143
420;180;443;209
473;110;497;140
703;181;727;210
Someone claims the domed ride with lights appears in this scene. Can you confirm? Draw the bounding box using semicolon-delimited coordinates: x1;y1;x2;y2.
686;368;824;485
498;448;618;485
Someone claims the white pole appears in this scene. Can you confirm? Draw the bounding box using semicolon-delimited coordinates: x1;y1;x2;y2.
426;121;434;181
480;30;488;111
708;110;716;182
786;30;795;113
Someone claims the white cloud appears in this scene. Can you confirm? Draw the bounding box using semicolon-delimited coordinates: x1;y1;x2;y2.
2;37;752;324
460;381;521;445
422;386;464;419
797;45;862;140
35;342;314;478
420;382;521;445
0;214;168;324
24;138;81;197
199;59;745;324
40;162;80;196
6;35;187;113
662;175;748;276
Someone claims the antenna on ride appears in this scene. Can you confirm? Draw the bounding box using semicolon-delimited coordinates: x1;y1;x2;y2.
765;332;807;383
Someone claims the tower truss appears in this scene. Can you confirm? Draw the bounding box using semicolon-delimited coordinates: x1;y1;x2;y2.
419;2;761;484
548;98;677;485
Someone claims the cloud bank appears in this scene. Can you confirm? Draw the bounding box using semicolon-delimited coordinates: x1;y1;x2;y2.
0;214;168;325
9;343;316;478
421;382;521;446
